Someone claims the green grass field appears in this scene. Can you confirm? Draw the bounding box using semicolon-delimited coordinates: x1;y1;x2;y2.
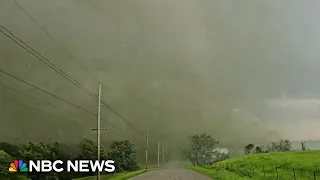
72;169;156;180
191;150;320;180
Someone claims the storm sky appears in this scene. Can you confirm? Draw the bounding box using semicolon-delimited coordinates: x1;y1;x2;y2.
0;0;320;146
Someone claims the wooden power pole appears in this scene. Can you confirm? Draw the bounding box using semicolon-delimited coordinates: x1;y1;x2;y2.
165;142;168;160
91;82;107;180
157;141;160;168
97;82;101;180
162;142;165;167
145;131;149;169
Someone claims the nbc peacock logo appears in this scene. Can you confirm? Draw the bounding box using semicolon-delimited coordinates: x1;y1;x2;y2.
9;160;29;172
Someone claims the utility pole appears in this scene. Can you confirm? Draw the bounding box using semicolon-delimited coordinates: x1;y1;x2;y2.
90;82;107;180
97;82;101;180
165;142;168;160
162;142;165;167
157;141;160;168
145;131;149;169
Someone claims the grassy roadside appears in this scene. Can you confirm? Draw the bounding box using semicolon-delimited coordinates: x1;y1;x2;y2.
73;169;156;180
190;150;320;180
191;166;250;180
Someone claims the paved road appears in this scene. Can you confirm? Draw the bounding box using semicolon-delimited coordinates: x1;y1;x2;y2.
128;168;212;180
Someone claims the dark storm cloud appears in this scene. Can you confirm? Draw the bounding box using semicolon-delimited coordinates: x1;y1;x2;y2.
1;0;320;145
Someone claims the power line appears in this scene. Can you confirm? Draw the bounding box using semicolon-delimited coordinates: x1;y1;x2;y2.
1;83;90;121
11;0;99;82
0;24;140;131
3;97;78;123
0;68;96;115
6;2;141;132
0;24;96;98
1;82;136;138
3;84;154;144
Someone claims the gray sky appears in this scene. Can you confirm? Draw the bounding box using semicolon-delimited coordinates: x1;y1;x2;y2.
0;0;320;145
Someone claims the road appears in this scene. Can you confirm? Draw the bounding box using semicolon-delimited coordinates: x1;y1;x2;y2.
128;168;212;180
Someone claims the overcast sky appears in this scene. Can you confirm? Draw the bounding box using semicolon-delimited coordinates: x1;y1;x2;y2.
0;0;320;145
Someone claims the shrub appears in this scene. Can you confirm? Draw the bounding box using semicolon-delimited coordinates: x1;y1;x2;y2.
107;140;140;172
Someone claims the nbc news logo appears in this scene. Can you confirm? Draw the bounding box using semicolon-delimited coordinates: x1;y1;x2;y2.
9;159;115;173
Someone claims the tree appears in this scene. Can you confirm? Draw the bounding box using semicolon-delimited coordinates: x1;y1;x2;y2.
78;139;108;160
107;140;139;173
183;133;219;166
0;150;13;177
301;142;307;151
280;140;292;151
52;142;82;180
19;142;58;180
254;146;263;153
244;144;254;154
267;140;292;152
0;142;21;159
20;142;57;161
0;150;30;180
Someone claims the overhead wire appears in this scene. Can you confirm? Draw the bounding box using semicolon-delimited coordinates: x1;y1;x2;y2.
0;68;96;115
1;81;145;143
3;97;77;123
3;84;147;144
0;24;96;98
0;24;141;132
9;1;142;132
1;83;91;121
11;0;98;81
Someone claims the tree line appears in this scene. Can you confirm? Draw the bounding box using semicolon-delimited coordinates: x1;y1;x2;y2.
0;139;140;180
182;133;311;167
244;140;310;154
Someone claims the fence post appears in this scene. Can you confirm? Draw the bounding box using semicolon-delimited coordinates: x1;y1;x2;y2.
293;168;296;180
243;165;247;176
252;164;255;175
243;164;250;176
276;166;279;179
263;165;265;177
314;171;316;180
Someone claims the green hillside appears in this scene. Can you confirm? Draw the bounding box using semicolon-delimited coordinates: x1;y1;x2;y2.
191;151;320;180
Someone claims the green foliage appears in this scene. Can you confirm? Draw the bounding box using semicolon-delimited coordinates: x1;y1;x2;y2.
192;150;320;180
0;150;29;180
301;142;307;151
20;142;57;161
183;133;220;166
0;150;13;176
19;142;59;180
244;144;254;154
107;140;140;172
78;138;108;160
246;140;293;155
0;139;141;180
268;140;292;152
0;142;21;159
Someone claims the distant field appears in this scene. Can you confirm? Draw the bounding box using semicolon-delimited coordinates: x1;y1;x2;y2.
191;150;320;180
72;169;156;180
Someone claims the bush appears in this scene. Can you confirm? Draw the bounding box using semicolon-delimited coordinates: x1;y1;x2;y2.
0;139;141;179
19;142;58;180
183;133;222;166
0;142;21;159
0;150;13;176
107;140;140;172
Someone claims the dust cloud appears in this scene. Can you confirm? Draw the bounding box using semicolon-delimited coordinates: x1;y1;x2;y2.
0;0;320;152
